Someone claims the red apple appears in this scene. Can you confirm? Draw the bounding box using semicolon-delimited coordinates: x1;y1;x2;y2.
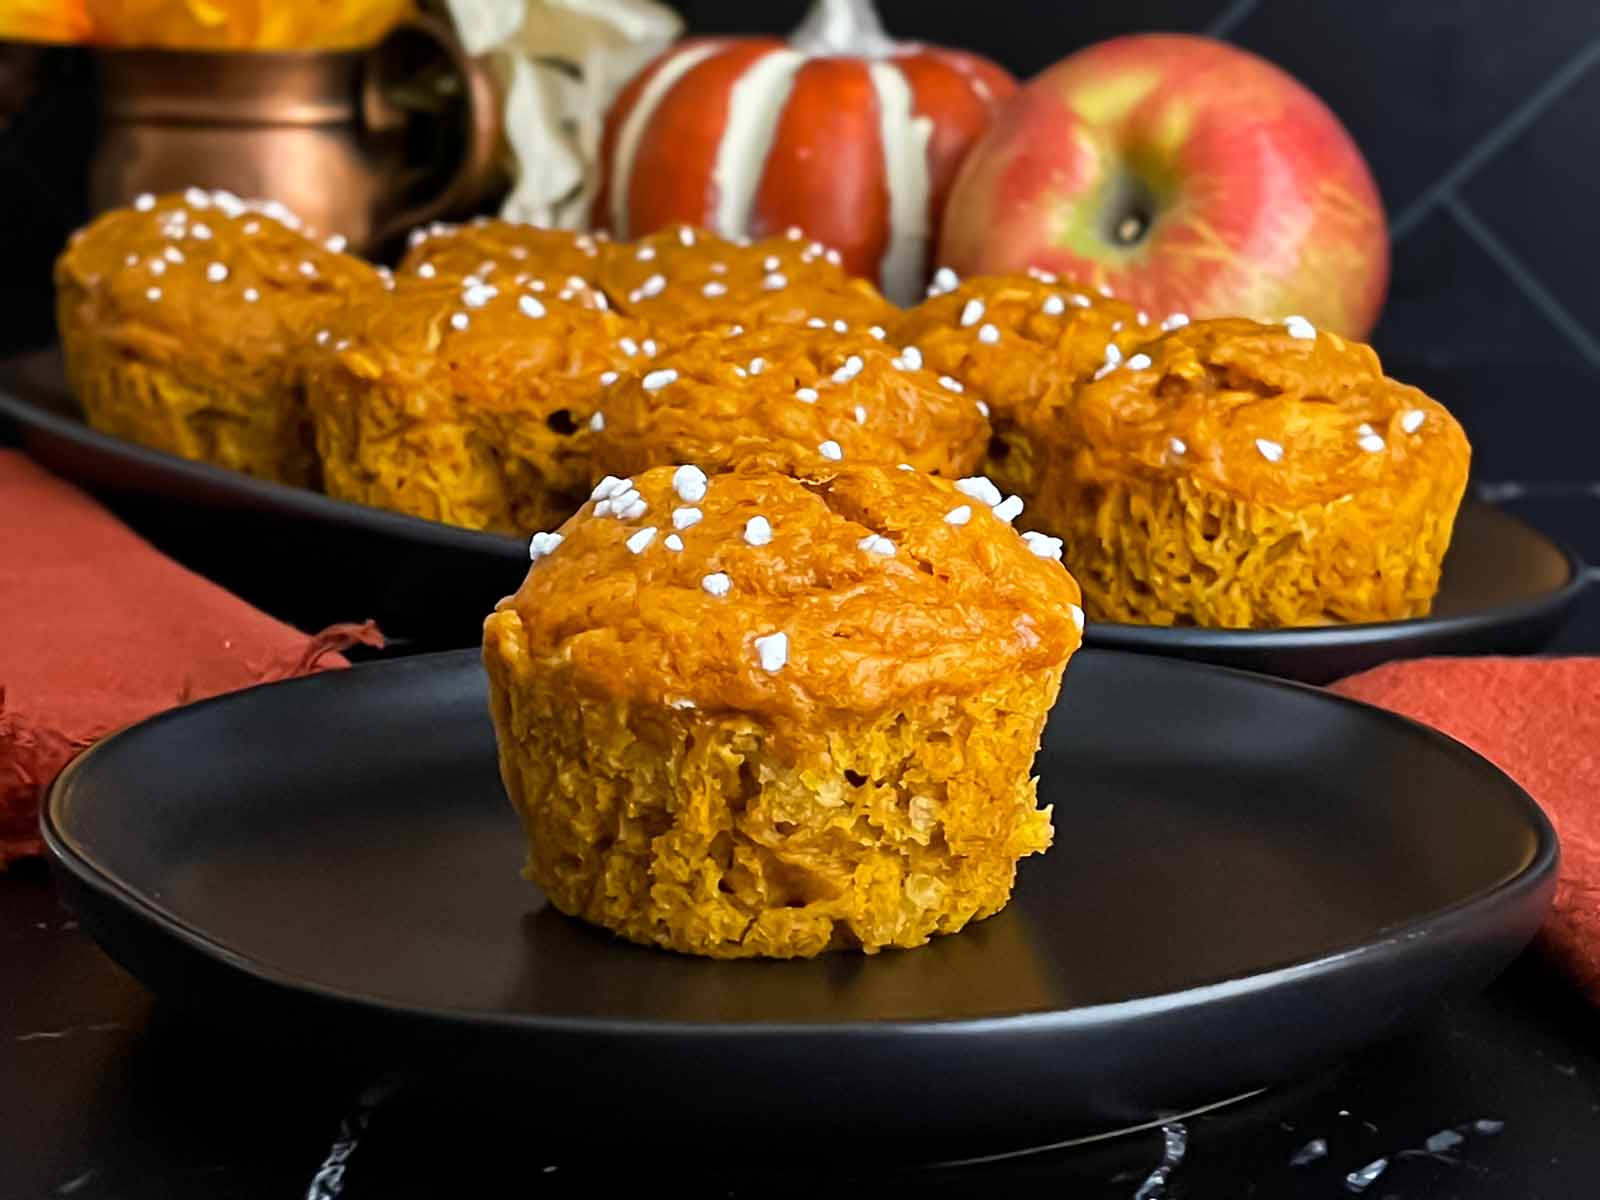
938;34;1388;339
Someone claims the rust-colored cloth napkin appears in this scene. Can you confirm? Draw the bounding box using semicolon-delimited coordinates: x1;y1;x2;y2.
0;450;382;866
1333;657;1600;1005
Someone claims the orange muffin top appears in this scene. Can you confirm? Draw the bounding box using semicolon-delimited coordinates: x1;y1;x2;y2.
892;272;1155;424
398;217;611;288
496;463;1082;722
55;189;383;362
590;322;990;479
593;223;897;330
305;270;644;423
1064;316;1471;506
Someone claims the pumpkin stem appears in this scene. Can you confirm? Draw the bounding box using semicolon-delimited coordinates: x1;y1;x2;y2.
789;0;898;57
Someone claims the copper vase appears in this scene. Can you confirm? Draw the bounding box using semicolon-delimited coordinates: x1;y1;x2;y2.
88;18;501;255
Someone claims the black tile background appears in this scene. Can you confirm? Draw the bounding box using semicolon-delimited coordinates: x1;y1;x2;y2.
1461;59;1600;347
4;1;1599;483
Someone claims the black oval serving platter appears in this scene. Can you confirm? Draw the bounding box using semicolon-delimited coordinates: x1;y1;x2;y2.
2;356;1586;675
43;649;1557;1160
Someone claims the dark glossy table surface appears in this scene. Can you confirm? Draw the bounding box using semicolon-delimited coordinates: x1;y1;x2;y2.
4;852;1599;1199
4;394;1600;1198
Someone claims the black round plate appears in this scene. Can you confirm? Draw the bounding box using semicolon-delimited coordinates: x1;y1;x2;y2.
43;649;1556;1160
2;361;1586;675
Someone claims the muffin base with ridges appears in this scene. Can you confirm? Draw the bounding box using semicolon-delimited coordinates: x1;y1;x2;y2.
59;333;318;487
1055;467;1468;628
483;608;1060;959
307;364;594;535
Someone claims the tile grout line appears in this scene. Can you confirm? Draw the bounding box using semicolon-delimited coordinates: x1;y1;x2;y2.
1392;36;1600;241
1446;196;1600;368
1205;0;1262;40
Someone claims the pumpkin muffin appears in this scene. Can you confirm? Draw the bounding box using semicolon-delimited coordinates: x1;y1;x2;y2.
483;462;1083;958
593;222;897;331
55;188;384;486
590;321;990;480
892;271;1154;501
1039;316;1471;628
398;217;610;290
303;272;646;534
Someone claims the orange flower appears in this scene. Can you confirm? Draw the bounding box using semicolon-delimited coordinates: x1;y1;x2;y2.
0;0;93;43
79;0;411;49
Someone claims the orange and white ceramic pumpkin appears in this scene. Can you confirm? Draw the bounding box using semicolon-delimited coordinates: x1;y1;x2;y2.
592;0;1015;304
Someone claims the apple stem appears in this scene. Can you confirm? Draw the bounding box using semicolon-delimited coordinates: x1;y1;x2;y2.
789;0;897;57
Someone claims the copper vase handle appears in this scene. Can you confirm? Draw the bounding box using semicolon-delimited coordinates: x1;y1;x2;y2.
365;14;502;248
